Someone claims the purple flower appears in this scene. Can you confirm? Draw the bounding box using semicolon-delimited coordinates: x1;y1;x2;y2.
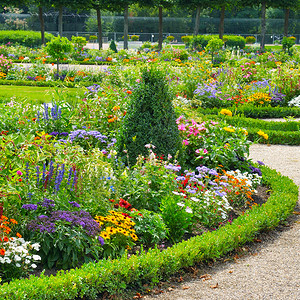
257;161;265;165
22;204;38;211
98;236;105;246
68;201;80;208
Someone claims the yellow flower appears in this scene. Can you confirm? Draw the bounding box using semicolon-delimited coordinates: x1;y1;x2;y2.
223;127;235;133
220;109;232;117
257;130;268;140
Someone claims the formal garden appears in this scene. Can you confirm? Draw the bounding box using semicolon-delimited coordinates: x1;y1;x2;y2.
0;32;299;299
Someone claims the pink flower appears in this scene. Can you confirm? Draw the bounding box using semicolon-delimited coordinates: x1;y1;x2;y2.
176;115;184;124
17;170;22;176
178;124;186;131
182;139;189;146
203;149;208;154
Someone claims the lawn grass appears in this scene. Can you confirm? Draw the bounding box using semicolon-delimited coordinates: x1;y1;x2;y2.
0;85;85;103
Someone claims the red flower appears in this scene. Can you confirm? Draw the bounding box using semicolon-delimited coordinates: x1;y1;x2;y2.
0;248;5;256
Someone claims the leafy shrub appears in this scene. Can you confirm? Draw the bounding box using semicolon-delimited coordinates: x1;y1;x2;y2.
71;36;87;50
224;35;246;49
166;35;174;42
0;30;54;47
116;66;181;165
245;36;256;44
130;35;139;41
131;209;168;246
282;36;296;53
109;40;118;53
160;194;193;243
181;35;192;44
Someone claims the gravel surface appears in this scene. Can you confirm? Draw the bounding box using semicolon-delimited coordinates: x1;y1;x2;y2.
145;144;300;300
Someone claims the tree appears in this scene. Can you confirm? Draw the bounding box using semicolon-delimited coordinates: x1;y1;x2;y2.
102;0;135;50
275;0;300;36
138;0;175;51
45;36;73;74
31;0;51;45
242;0;282;50
209;0;235;40
177;0;210;35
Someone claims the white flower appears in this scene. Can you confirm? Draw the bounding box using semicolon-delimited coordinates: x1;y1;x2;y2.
16;263;21;268
177;202;185;207
32;255;41;261
31;264;37;269
14;255;22;261
31;243;40;251
191;197;200;202
185;206;193;214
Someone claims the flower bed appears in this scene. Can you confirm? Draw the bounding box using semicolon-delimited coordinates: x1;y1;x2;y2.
0;166;297;299
0;42;299;297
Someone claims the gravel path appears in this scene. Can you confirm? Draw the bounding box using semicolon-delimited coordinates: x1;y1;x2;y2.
145;144;300;300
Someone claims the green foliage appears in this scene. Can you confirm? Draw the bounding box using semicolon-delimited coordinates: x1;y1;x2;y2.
166;35;174;42
282;36;296;53
245;36;256;44
160;194;193;243
223;35;246;49
109;40;118;53
181;35;192;44
116;66;181;166
118;151;178;212
130;35;140;41
0;31;54;47
45;36;74;62
131;209;168;246
71;36;87;50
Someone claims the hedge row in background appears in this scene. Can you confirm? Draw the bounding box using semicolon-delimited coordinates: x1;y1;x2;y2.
0;31;54;47
0;166;298;299
184;35;246;50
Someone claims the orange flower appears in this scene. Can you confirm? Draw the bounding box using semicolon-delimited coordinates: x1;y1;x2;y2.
3;236;9;242
126;90;132;94
106;57;112;62
51;63;54;66
10;218;17;224
16;232;22;238
0;248;5;256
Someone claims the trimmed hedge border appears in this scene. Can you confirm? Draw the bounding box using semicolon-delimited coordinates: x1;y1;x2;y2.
0;166;298;299
0;79;99;88
202;114;300;145
197;106;300;118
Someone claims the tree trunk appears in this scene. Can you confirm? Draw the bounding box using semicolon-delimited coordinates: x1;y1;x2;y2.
260;1;267;51
58;6;63;36
38;6;45;45
124;5;129;50
219;5;225;40
57;59;60;75
284;8;290;37
96;7;103;50
158;6;163;51
193;5;201;36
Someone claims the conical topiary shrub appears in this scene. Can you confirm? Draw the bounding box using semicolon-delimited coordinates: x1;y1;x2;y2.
117;66;181;165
